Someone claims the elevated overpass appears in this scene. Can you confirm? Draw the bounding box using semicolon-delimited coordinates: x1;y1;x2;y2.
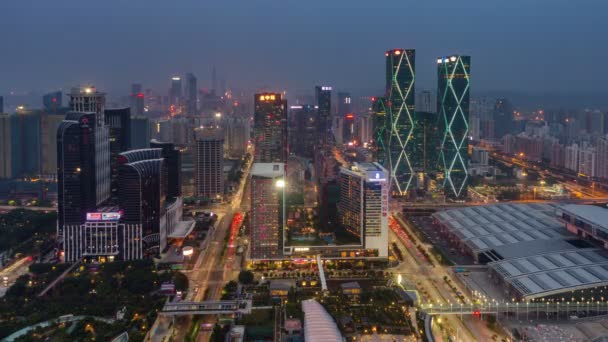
159;299;252;316
420;301;608;317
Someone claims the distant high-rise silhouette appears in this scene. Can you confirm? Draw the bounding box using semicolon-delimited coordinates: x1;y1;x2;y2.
185;73;197;114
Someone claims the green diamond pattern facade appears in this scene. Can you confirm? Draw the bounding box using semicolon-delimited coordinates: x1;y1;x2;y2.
385;49;415;196
438;55;470;199
372;96;388;166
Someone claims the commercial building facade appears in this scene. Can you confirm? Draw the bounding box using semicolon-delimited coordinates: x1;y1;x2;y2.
254;93;287;163
337;162;389;258
250;163;285;260
194;128;224;200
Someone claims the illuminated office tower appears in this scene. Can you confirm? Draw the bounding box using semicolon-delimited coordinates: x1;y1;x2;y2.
385;49;416;195
254;93;287;163
250;163;285;260
437;55;471;200
315;86;332;144
337;92;352;117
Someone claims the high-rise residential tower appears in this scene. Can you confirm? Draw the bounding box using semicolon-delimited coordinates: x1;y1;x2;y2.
254;93;287;163
250;163;285;260
437;55;471;200
194;128;224;200
385;49;416;196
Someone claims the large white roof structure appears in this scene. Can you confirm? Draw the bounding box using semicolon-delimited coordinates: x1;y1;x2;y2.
302;299;343;342
489;249;608;300
433;203;567;258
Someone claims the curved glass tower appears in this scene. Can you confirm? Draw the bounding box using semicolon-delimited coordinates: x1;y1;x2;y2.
385;49;415;196
437;55;471;200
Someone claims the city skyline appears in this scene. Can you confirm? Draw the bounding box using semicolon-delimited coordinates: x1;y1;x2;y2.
1;1;607;98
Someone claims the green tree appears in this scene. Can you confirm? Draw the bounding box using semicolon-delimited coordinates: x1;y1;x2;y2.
238;270;254;285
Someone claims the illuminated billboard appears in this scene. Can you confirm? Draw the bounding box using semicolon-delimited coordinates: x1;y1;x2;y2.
86;212;121;221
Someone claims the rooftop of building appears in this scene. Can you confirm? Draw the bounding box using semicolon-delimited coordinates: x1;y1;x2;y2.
302;299;342;342
433;203;567;257
251;163;284;178
560;205;608;231
340;281;361;290
489;248;608;300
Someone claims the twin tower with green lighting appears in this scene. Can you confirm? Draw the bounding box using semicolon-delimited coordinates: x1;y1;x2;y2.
373;49;470;200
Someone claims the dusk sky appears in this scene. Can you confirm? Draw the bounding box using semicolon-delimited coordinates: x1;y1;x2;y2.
1;0;606;98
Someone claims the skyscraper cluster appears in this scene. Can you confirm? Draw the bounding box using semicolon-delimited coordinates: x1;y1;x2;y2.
58;86;191;262
374;49;471;200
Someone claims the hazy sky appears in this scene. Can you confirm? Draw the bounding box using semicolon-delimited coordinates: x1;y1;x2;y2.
1;0;607;98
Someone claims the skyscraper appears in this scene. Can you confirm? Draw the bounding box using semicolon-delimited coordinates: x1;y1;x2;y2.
250;163;285;260
131;116;151;149
412;111;439;178
337;92;352;117
254;93;287;163
131;83;145;116
118;149;166;251
169;76;182;108
385;49;416;196
69;86;111;205
0;96;3;113
289;104;317;158
185;73;198;115
337;162;389;258
416;90;434;113
437;55;471;200
0;114;12;179
43;91;62;112
372;96;388;166
69;86;106;126
150;140;182;199
494;98;514;139
315;86;332;144
194;128;224;200
105;108;131;198
57;112;110;228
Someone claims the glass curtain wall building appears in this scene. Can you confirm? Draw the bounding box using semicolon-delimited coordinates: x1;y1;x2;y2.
437;55;471;200
385;49;416;196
